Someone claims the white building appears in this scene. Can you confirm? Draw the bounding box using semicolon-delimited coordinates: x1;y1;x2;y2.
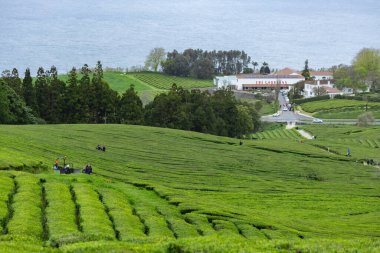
310;71;333;80
304;80;347;98
214;71;304;91
214;68;338;94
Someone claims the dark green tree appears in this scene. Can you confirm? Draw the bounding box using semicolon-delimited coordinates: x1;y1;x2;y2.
301;59;311;80
64;67;80;122
162;54;190;77
118;85;144;124
260;62;270;75
2;68;23;96
190;58;214;79
35;67;51;119
0;79;36;124
22;68;38;113
49;66;66;123
78;64;92;122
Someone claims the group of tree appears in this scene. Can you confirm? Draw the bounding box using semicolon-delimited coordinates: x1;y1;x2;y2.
1;62;134;125
0;62;260;138
158;48;270;79
144;85;260;137
333;48;380;93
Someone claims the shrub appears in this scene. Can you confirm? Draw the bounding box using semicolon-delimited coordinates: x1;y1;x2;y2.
357;112;375;127
97;188;146;241
72;183;115;241
7;174;42;241
44;182;82;246
293;95;330;105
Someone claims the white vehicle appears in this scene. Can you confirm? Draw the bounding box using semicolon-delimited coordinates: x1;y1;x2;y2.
282;107;288;111
313;118;323;123
272;112;280;117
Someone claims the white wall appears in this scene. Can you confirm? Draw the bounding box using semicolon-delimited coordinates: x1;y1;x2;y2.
312;75;333;80
237;77;303;88
214;75;304;90
214;76;238;89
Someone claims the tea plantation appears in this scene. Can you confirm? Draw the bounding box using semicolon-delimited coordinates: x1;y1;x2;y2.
0;124;379;252
300;99;380;119
128;72;213;90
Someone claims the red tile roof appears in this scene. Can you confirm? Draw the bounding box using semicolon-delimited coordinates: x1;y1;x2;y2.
236;73;303;79
325;87;341;93
310;71;333;76
274;68;299;75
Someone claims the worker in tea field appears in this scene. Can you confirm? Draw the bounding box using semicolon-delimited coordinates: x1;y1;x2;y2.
54;158;59;169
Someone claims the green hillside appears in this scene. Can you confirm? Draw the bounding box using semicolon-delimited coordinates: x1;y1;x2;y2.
0;124;379;252
58;71;214;105
300;99;380;119
129;72;214;90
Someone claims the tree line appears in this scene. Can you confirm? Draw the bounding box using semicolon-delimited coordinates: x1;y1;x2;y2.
159;49;270;79
333;48;380;93
0;62;260;138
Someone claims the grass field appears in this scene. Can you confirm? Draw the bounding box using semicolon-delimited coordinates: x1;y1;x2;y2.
300;124;380;161
313;108;380;119
252;128;302;141
0;124;379;252
300;99;380;119
128;72;214;90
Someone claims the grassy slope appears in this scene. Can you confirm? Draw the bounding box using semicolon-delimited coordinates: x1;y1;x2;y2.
57;71;214;105
0;124;379;252
301;99;380;119
300;124;380;160
129;72;213;90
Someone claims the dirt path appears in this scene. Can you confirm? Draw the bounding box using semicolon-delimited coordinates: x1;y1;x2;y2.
297;129;314;139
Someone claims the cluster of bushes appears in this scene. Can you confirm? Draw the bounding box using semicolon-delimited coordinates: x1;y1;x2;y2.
334;94;380;102
1;63;261;138
7;174;42;241
145;86;260;138
292;95;330;105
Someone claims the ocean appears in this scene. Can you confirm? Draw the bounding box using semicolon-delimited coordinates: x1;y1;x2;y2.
0;0;379;74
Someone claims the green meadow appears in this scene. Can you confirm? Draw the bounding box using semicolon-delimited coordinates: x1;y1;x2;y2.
300;99;380;119
128;72;213;90
0;124;379;252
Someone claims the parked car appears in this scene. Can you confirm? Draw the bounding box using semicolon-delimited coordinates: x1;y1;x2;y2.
313;118;323;123
272;112;280;117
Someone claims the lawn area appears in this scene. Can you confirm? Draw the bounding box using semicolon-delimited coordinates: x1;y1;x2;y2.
129;72;214;90
58;72;156;93
300;99;380;119
0;124;379;252
314;108;380;119
301;99;380;113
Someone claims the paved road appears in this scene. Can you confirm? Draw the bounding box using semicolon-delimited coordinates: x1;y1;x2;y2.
261;92;380;125
262;92;313;123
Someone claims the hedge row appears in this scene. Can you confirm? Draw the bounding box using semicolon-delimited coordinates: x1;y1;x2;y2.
334;94;380;102
292;95;330;105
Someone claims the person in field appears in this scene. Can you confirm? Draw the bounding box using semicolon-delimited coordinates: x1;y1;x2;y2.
83;164;93;174
54;158;59;169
